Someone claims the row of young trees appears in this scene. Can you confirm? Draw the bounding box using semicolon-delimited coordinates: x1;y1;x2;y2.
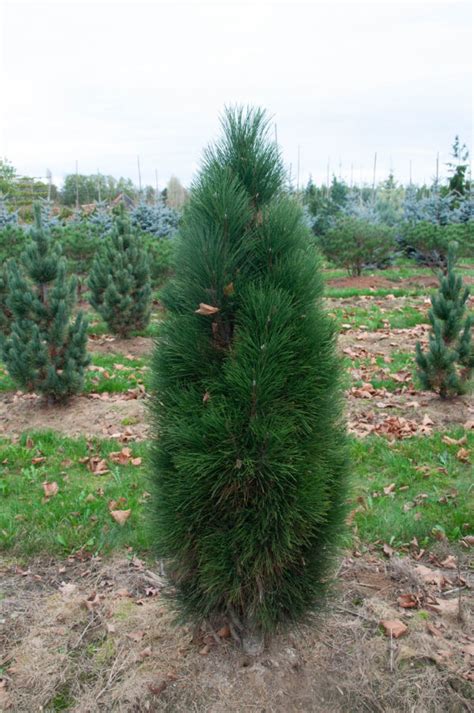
0;196;179;287
302;137;473;274
0;204;152;401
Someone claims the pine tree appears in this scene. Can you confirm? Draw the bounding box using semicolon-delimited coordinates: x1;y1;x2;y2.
2;204;89;402
88;206;151;338
0;193;18;228
0;265;12;335
416;246;473;398
150;107;347;650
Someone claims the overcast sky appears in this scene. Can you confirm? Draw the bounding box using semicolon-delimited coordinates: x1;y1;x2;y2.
0;0;472;190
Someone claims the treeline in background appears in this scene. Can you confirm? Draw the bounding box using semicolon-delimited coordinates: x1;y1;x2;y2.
0;135;472;289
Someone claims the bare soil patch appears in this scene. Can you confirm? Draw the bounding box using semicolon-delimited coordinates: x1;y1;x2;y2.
327;273;474;290
339;323;430;355
1;382;472;443
88;335;153;359
0;393;149;441
1;552;472;712
347;391;474;438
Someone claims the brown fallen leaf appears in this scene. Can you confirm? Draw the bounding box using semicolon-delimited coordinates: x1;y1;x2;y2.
32;456;46;465
380;619;408;638
217;624;231;639
84;592;101;611
440;555;457;569
223;282;234;296
110;448;132;465
456;447;470;463
42;481;59;498
138;646;152;660
110;509;131;526
382;543;394;557
86;456;109;475
426;622;444;638
199;644;211;655
383;483;396;495
127;630;145;642
195;303;219;316
398;593;418;609
441;435;467;446
461;535;474;548
131;457;142;466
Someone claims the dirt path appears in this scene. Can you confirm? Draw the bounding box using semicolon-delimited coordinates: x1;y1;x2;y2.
1;551;472;712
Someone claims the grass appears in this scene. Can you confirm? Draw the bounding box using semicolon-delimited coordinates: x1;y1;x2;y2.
350;429;473;548
84;353;149;394
325;286;430;298
0;353;149;394
331;302;428;330
1;430;472;559
0;432;150;556
345;349;417;392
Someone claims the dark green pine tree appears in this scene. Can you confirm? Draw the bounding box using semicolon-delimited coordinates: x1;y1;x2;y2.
416;246;473;398
88;206;151;338
2;204;89;402
150;107;348;650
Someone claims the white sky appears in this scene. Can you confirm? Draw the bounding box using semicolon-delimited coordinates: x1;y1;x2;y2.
0;0;472;189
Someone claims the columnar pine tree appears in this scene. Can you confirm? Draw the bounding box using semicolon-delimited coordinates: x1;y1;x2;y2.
2;204;89;402
150;107;347;649
416;246;473;398
88;206;151;338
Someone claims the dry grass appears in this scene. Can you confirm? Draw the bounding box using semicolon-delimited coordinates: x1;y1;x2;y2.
1;553;472;712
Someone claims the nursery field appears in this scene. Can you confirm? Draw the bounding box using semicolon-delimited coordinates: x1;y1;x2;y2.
0;263;473;712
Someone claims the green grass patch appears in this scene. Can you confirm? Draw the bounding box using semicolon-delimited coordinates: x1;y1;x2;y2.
0;353;149;394
84;353;149;394
350;430;473;548
344;350;415;392
1;430;471;559
332;302;427;330
326;286;430;299
0;432;150;556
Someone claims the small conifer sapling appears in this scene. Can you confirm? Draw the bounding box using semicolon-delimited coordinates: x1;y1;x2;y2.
2;204;89;402
88;207;152;338
416;245;473;397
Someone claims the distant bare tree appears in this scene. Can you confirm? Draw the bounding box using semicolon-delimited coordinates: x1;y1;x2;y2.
166;176;187;209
